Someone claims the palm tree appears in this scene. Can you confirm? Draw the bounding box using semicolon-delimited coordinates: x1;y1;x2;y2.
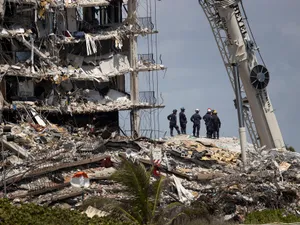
111;158;183;225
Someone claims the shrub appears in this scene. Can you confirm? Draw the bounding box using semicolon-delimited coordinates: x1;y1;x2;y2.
244;209;300;224
0;199;129;225
286;145;296;152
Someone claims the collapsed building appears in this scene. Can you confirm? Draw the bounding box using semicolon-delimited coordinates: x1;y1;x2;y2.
0;0;164;135
0;1;299;223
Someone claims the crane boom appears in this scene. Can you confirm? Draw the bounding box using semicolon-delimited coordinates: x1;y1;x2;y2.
199;0;286;150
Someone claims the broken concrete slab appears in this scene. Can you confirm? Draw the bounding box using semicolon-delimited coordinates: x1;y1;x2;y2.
2;139;33;159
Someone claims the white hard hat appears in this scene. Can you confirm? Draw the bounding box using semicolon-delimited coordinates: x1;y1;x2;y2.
207;108;212;112
195;109;199;111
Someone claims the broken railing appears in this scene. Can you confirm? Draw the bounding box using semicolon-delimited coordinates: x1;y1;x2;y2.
137;17;155;30
138;53;155;64
139;91;157;105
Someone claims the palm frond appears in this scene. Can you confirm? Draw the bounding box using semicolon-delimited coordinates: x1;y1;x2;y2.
116;206;141;225
151;176;165;219
165;212;189;225
111;158;152;222
166;202;184;210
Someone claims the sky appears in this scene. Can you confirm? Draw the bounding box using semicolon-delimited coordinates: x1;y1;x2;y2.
120;0;300;151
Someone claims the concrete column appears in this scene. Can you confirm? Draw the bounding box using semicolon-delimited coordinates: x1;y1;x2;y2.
128;0;140;138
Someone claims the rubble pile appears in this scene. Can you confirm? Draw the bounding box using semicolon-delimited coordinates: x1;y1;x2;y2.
108;136;300;219
160;137;300;220
1;123;300;220
0;121;112;204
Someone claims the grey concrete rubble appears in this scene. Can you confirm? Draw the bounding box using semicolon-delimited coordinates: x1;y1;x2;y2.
1;119;300;222
0;0;165;120
0;0;298;223
0;0;165;210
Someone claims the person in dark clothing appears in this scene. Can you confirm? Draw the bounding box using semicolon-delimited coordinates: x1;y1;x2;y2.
211;110;221;139
179;107;187;134
190;109;202;138
203;108;213;138
167;109;180;137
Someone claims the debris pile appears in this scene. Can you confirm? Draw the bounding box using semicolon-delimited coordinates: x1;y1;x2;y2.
2;122;300;221
0;0;165;120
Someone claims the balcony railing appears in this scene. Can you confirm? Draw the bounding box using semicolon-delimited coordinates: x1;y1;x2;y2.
137;17;154;30
139;91;156;105
138;53;155;65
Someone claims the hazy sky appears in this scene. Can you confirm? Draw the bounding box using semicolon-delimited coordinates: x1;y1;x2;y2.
120;0;300;151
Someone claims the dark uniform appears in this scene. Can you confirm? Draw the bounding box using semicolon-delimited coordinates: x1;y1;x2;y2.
179;108;187;134
203;110;213;138
167;109;180;137
190;109;202;138
211;110;221;139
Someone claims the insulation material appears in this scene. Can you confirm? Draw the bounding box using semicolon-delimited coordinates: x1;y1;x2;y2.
171;175;194;205
18;80;34;97
99;58;115;75
105;89;129;103
85;34;97;56
114;54;130;71
115;38;123;49
99;54;130;76
30;108;47;127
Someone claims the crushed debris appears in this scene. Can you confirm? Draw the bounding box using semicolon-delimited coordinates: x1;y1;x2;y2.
0;0;165;118
0;0;298;223
1;116;300;222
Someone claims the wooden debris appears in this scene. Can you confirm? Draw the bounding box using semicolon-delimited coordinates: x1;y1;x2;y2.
0;155;109;187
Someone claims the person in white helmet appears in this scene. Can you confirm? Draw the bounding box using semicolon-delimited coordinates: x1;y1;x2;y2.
203;108;213;138
190;109;202;138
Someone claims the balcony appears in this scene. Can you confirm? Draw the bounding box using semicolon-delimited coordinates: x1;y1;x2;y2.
139;91;157;105
137;17;154;31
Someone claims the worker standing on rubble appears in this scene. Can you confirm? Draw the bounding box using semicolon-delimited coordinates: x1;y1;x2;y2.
179;107;187;134
211;110;221;139
190;109;202;138
203;108;213;138
167;109;181;137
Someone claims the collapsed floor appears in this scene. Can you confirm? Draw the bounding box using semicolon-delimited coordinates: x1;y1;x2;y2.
0;119;300;222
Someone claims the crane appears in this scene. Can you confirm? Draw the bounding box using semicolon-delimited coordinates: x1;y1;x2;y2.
198;0;286;151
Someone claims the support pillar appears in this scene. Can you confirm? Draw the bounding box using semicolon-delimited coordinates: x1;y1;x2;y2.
128;0;140;138
233;63;247;169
